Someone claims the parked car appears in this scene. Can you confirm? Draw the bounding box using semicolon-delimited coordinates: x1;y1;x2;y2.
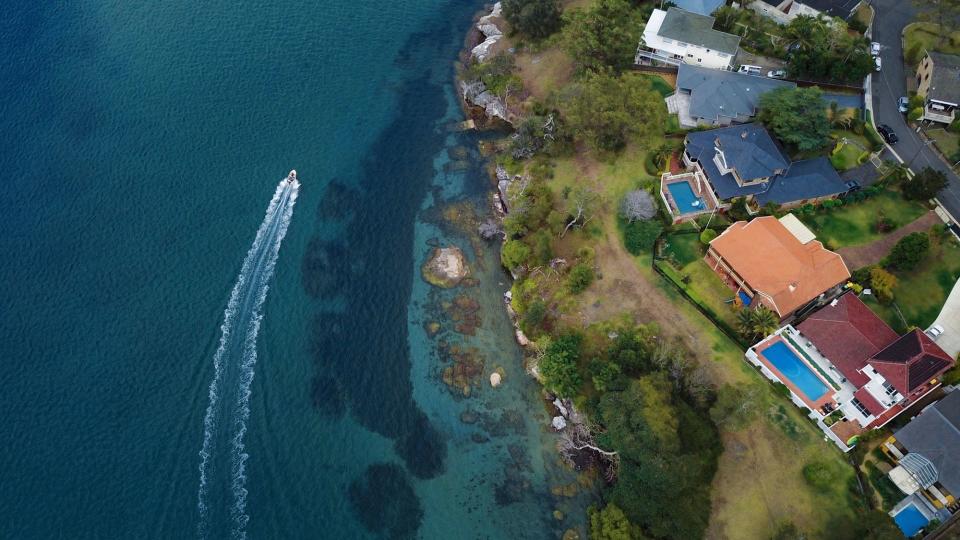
738;64;762;75
874;56;882;71
877;124;898;144
871;42;881;55
898;96;909;113
767;69;787;79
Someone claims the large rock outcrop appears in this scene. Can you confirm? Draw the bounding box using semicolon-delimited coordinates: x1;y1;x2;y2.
421;246;469;288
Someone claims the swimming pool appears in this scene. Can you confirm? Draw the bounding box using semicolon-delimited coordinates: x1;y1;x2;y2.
893;504;929;537
761;341;830;402
666;181;705;214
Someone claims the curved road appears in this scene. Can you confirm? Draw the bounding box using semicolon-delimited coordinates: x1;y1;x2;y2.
870;0;960;222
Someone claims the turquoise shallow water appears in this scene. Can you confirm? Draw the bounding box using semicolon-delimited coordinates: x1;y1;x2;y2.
0;1;592;537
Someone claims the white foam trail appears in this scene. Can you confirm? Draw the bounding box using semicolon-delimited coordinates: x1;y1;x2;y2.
197;175;299;539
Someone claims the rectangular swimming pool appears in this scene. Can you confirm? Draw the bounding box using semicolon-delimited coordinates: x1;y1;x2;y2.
893;504;928;537
666;181;705;214
761;341;829;402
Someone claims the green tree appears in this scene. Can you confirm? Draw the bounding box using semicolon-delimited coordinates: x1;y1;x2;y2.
751;305;780;337
590;359;622;393
623;219;663;255
568;262;595;293
699;228;718;244
757;87;831;151
520;299;547;334
538;333;583;397
502;0;563;40
869;267;897;303
563;0;642;73
588;503;647;540
501;239;531;270
885;232;930;271
559;71;665;151
784;15;874;83
709;383;760;430
902;167;948;200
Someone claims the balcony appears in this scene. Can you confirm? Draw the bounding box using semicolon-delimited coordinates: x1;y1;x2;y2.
923;107;955;124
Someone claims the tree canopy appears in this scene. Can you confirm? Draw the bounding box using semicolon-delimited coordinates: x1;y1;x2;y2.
559;71;665;152
903;167;948;200
757;86;830;151
784;15;874;83
885;232;930;271
563;0;642;73
538;333;584;397
502;0;563;40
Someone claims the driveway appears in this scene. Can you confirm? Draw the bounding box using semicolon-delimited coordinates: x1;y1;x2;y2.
835;211;939;269
931;278;960;358
870;0;960;222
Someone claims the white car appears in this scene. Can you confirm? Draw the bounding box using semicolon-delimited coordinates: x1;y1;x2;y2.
871;42;881;55
767;69;787;79
875;56;882;71
898;96;909;113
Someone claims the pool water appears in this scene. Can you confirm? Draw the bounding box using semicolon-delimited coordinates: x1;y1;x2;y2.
894;504;929;537
761;341;830;402
666;181;706;214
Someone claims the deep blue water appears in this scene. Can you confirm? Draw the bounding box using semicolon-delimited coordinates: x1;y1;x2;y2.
0;1;592;538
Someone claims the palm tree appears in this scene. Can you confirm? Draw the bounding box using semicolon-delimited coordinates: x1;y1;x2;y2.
751;306;780;338
737;308;756;340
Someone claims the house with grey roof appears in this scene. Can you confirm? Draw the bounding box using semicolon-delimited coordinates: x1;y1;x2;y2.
748;0;862;24
885;390;960;511
665;124;849;216
916;51;960;125
637;7;740;70
668;64;796;127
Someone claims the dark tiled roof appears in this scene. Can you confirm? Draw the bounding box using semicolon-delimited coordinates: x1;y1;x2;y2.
927;52;960;106
658;7;740;55
797;293;898;387
754;157;849;206
677;64;796;123
686;123;789;183
893;391;960;495
854;387;887;416
870;330;955;395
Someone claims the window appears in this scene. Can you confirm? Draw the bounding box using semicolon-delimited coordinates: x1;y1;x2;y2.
698;58;702;63
883;381;897;396
851;398;871;417
687;53;694;58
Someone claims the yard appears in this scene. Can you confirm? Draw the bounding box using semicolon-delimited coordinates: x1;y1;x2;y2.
925;127;960;163
904;22;960;64
830;141;865;171
797;189;928;249
659;231;741;334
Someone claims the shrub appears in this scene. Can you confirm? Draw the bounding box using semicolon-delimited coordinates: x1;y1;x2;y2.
802;460;839;490
870;267;897;303
501;239;532;270
699;228;717;244
949;117;960;134
521;300;547;333
568;263;595;293
539;333;583;397
906;42;924;65
502;0;562;40
623;219;663;255
908;107;924;122
885;232;930;271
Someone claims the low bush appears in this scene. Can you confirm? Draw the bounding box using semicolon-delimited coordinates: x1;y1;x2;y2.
802;460;840;490
623;219;663;255
568;263;595;294
699;228;717;244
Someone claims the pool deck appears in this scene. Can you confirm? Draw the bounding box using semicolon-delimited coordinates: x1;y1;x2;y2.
659;169;721;223
750;335;836;412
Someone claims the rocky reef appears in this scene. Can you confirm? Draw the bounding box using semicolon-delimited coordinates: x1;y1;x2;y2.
421;246;469;288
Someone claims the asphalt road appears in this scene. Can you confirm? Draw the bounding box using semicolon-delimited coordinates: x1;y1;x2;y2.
870;0;960;222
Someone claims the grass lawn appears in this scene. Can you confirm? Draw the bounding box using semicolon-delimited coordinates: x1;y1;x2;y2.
798;189;928;249
636;73;675;97
891;235;960;330
904;23;960;63
662;231;702;266
830;142;863;171
926;128;960;162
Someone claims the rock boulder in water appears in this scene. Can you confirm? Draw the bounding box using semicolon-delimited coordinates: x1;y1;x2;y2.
421;246;469;288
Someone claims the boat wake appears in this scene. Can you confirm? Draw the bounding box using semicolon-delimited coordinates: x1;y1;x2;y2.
197;171;299;539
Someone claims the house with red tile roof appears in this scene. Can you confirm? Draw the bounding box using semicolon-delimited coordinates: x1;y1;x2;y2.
746;292;956;451
705;215;850;319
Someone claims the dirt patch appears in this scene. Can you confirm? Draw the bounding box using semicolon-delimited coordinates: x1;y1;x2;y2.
515;47;575;101
836;211;938;269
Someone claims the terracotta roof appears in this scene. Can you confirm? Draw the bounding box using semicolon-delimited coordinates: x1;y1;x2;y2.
869;330;956;395
708;216;850;317
854;387;887;417
797;293;899;387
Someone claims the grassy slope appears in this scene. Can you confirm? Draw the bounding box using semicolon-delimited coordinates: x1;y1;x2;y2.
905;22;960;58
798;190;928;249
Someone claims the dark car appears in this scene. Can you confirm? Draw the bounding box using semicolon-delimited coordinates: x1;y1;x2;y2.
877;124;898;144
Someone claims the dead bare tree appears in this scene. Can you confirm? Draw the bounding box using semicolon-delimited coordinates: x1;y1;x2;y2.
558;423;620;482
560;187;599;238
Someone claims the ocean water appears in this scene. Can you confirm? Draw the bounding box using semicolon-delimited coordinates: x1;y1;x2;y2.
0;1;593;538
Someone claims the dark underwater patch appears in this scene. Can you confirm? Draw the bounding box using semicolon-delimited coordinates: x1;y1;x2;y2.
348;463;424;540
309;374;345;418
300;238;351;299
316;180;361;222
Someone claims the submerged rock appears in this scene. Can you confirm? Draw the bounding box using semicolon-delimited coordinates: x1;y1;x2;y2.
421;246;469;288
348;463;424;540
489;371;502;387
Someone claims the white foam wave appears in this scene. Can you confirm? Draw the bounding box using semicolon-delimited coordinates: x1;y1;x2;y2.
196;177;298;539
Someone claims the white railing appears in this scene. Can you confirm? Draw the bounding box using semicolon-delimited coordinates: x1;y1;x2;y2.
923;108;955;124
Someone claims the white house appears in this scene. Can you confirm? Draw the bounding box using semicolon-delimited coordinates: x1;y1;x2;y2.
637;7;740;70
747;0;862;24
